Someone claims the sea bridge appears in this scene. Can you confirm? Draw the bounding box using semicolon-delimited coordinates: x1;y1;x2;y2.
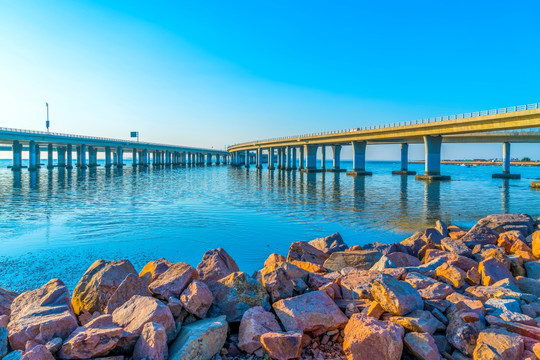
0;128;229;170
227;103;540;183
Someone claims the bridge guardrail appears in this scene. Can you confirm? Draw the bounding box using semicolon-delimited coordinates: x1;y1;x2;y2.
229;102;540;148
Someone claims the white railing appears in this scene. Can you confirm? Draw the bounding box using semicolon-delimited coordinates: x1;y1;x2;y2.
0;127;227;153
229;102;540;148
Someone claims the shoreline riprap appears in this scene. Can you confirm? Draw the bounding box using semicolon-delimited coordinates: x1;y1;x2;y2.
0;214;539;360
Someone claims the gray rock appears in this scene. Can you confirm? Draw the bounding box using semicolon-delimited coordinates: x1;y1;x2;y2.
371;274;423;316
0;288;18;317
524;261;540;280
369;255;397;271
323;250;383;272
516;276;540;297
476;214;535;237
485;298;522;314
441;237;472;257
308;232;348;254
0;327;8;359
461;224;499;247
168;316;228;360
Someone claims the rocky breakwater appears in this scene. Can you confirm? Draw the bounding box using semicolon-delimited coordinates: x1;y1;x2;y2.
0;214;539;359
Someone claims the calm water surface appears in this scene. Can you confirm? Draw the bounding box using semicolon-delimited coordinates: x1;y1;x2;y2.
0;159;539;291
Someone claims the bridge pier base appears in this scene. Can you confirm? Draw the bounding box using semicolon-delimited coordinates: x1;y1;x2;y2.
415;136;450;181
327;145;346;172
347;141;372;176
245;150;250;168
57;146;66;168
105;147;112;168
300;144;322;173
492;142;520;179
47;144;54;169
298;146;304;170
116;146;123;168
11;141;22;171
291;147;297;170
79;144;88;169
392;143;416;175
66;145;73;169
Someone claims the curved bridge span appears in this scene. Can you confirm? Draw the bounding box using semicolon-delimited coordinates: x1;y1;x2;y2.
227;103;540;181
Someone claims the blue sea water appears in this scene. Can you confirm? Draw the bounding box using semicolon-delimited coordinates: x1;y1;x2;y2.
0;159;538;292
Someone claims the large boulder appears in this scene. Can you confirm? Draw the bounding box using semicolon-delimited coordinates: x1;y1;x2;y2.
287;241;329;266
111;295;175;353
524;261;540;280
57;314;123;359
168;316;228;360
148;262;198;300
446;311;481;356
196;248;239;285
260;331;303;360
461;225;499;247
343;314;404;360
404;332;441;360
207;272;269;322
404;272;454;300
323;250;383;272
516;276;540;297
389;310;445;334
272;290;348;336
261;266;294;303
479;257;516;286
473;328;524;360
532;231;539;258
180;280;213;318
401;231;429;257
386;252;421;267
104;273;149;314
139;258;173;286
72;259;137;315
133;322;168;360
21;344;54;360
476;214;535;237
370;274;423;315
8;279;78;351
308;232;348;254
0;288;18;317
238;306;281;354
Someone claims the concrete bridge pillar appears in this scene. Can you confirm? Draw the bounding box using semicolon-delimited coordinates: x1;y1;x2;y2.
67;144;73;169
285;147;292;170
277;148;282;169
142;149;148;166
392;143;416;175
328;145;346;172
79;144;88;169
132;149;138;167
415;135;449;181
292;147;297;170
301;144;319;172
35;144;41;168
245;150;250;168
113;151;117;167
76;146;81;168
29;140;37;171
88;146;97;168
321;146;326;171
268;148;275;170
57;146;66;168
256;148;262;169
47;144;54;169
105;147;112;168
162;151;166;165
493;142;520;179
298;146;305;170
11;141;22;171
116;146;124;168
348;141;372;176
181;152;186;165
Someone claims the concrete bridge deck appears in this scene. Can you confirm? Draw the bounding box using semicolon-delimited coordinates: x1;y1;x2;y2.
227;103;540;182
1;127;229;170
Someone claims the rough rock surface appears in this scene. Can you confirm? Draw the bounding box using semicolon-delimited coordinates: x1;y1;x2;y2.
323;250;383;272
71;259;137;315
287;241;329;266
238;306;281;354
8;279;78;351
473;328;524;360
0;288;18;317
148;262;198;300
196;248;240;285
104;273;149;314
273;290;348;336
179;280;213;318
168;316;228;360
404;332;441;360
343;314;404;360
260;331;303;360
139;258;173;286
371;274;424;315
308;232;348;254
133;322;168;360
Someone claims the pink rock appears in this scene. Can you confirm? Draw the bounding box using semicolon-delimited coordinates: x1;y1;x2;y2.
272;290;348;337
21;344;54;360
308;232;348;254
479;257;516;286
238;306;281;354
8;279;78;351
404;272;454;300
404;332;441;360
72;259;137;315
133;322;168;360
0;287;18;317
104;273;149;314
112;295;175;353
0;315;8;328
196;248;239;285
370;274;424;316
148;262;198;300
58;314;123;359
139;258;173;286
343;313;405;360
287;241;329;266
386;252;421;267
261;265;294;303
424;249;478;272
180;280;213;318
260;331;303;360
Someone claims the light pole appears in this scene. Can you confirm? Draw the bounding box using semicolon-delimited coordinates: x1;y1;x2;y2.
45;103;50;132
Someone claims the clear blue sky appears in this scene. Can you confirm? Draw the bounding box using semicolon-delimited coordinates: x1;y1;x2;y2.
1;1;539;159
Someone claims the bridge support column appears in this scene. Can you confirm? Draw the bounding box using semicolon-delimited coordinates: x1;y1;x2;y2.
291;147;297;170
277;148;282;169
245;150;250;168
35;144;41;168
298;146;305;170
105;147;112;168
132;149;138;167
328;145;346;172
143;149;149;167
116;146;123;168
88;146;98;168
301;144;320;173
393;143;416;175
256;148;262;169
347;141;372;176
268;148;275;170
207;154;212;165
57;146;66;168
285;147;292;170
415;135;450;181
11;141;22;171
29;141;37;171
79;145;88;169
47;144;54;169
493;142;520;179
321;146;326;171
66;144;73;169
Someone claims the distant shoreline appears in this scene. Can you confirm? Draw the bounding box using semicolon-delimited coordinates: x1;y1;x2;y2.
411;160;540;167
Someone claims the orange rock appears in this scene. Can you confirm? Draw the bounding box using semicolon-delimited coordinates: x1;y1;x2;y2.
473;328;524;360
139;258;173;286
264;253;287;268
290;260;327;274
363;301;385;319
532;231;540;258
436;263;466;288
479;257;516;286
